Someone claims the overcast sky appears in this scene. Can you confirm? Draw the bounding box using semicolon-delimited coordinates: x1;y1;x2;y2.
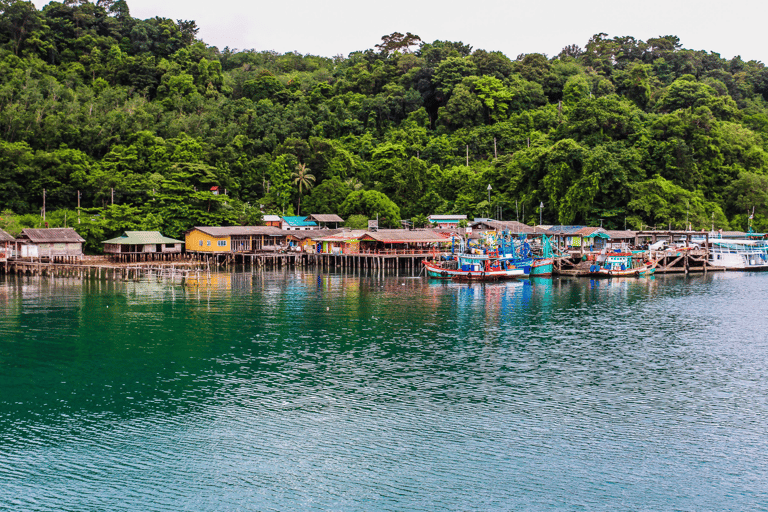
32;0;765;63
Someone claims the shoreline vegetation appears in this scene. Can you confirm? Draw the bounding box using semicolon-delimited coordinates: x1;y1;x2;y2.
2;2;768;254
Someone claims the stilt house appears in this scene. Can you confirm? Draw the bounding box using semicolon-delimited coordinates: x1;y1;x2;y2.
102;231;184;262
15;228;85;262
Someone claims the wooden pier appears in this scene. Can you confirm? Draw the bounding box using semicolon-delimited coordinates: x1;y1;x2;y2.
2;250;435;279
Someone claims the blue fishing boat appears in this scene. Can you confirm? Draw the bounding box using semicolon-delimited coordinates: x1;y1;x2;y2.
530;235;554;276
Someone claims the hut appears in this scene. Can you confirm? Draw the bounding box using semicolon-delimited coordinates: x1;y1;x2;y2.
185;226;288;254
263;215;282;228
101;231;184;262
15;228;84;262
0;228;14;262
605;230;638;251
305;214;344;229
545;226;610;253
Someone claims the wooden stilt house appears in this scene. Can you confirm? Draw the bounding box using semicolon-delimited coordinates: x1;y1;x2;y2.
102;231;184;262
14;228;85;262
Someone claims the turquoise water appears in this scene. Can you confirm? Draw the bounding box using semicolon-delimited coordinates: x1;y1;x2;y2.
1;271;767;511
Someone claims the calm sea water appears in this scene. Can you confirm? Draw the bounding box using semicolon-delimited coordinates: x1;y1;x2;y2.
1;270;767;511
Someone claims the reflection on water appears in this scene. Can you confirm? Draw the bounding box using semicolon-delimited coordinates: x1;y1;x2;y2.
1;271;767;511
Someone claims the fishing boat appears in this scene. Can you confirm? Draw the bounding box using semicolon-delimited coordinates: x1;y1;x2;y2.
530;235;554;276
423;250;526;280
707;238;768;270
587;252;656;277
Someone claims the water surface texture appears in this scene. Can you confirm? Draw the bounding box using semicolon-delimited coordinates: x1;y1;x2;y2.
1;271;767;511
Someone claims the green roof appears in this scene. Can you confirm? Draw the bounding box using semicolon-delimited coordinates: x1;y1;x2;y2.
102;231;183;245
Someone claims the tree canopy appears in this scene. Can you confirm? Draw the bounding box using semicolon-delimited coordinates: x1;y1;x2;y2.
3;2;768;247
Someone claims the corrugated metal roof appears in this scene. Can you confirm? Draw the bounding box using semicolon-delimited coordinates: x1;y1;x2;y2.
190;226;287;237
262;215;281;222
0;228;14;242
361;230;451;243
282;216;317;227
428;215;466;220
287;228;347;240
576;227;610;238
102;231;183;245
544;225;587;235
18;228;85;243
306;214;344;223
605;230;637;239
472;220;538;233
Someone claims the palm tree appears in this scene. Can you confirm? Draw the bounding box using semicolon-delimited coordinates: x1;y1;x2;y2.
292;163;315;215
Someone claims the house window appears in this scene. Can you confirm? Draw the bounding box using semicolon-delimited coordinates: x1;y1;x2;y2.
207;241;211;246
199;241;203;247
218;240;227;247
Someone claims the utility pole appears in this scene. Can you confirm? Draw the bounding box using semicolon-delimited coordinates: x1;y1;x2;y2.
516;200;519;222
77;190;81;224
494;138;497;160
539;202;543;226
487;184;492;218
42;189;46;222
111;188;114;205
466;145;469;167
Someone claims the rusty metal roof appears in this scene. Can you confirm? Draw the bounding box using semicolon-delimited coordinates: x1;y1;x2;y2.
306;214;344;223
0;228;13;242
18;228;85;243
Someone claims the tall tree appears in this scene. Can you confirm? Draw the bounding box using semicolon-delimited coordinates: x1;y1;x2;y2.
291;162;315;215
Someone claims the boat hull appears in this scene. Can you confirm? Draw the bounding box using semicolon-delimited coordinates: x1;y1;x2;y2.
530;258;553;276
423;261;524;280
591;264;656;277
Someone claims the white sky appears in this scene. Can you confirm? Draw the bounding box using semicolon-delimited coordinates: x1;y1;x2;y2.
32;0;766;63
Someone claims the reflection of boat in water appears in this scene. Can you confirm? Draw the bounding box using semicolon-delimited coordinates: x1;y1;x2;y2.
587;252;656;277
707;239;768;271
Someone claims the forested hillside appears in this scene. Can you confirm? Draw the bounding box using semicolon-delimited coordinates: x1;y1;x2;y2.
2;0;768;251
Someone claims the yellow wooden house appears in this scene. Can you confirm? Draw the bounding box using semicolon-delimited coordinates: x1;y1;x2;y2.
185;226;287;254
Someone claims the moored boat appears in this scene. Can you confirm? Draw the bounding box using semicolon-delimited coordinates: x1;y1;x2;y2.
587;252;656;277
423;251;526;280
707;239;768;270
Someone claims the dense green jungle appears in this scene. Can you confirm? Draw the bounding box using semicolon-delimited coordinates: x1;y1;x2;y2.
2;0;768;252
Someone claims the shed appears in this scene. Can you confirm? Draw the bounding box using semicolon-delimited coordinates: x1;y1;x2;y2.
102;231;183;262
263;215;282;228
15;228;85;261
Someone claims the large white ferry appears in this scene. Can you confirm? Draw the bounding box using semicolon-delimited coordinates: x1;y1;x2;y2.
708;239;768;270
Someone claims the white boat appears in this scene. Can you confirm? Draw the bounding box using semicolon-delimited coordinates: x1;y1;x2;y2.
708;239;768;270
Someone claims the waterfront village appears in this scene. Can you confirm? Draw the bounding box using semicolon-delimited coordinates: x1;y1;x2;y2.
2;213;768;279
